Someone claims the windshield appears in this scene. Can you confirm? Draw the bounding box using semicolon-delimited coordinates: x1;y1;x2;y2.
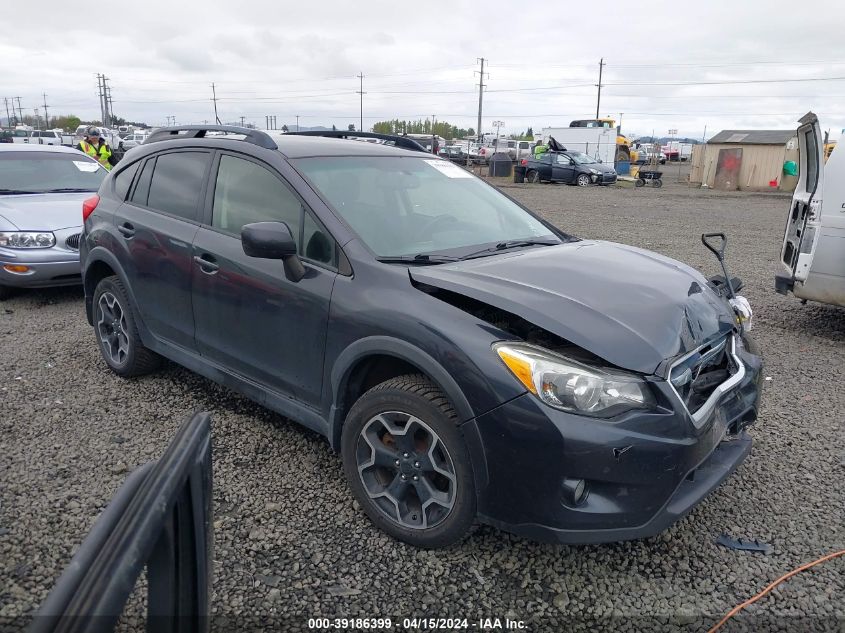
295;156;561;257
0;152;106;193
568;152;597;165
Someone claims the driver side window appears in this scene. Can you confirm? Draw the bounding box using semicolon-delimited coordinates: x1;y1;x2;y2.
556;154;570;165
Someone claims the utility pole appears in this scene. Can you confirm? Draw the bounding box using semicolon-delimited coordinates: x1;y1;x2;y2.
595;58;604;119
15;97;24;126
211;83;221;125
356;72;365;132
106;82;114;127
42;93;50;129
475;58;486;143
240;115;246;127
296;115;300;132
3;98;11;127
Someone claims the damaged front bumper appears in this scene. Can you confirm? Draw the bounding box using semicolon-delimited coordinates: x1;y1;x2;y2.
467;340;762;544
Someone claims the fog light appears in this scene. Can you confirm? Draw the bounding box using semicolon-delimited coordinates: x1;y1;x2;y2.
3;264;30;274
562;477;587;505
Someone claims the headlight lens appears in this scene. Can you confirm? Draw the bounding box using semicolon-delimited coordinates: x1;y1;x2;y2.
494;343;656;418
0;231;56;248
589;168;600;174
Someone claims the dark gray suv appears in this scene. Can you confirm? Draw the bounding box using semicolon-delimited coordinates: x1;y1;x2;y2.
80;126;762;548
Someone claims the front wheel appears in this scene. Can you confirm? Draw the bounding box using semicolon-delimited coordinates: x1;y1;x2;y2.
653;179;663;188
341;375;476;548
635;178;645;187
93;276;162;377
576;174;591;187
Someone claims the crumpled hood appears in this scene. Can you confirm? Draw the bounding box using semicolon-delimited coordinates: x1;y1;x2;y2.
0;193;90;231
410;240;736;374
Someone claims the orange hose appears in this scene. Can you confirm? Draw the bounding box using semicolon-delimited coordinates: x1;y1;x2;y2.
707;549;845;633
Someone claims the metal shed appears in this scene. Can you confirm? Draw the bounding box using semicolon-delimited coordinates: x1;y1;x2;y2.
689;129;799;191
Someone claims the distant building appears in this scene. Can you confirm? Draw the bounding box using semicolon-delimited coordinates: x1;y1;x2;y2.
689;129;799;191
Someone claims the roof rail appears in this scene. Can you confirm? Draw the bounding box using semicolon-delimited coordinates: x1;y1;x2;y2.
285;130;428;153
143;125;278;150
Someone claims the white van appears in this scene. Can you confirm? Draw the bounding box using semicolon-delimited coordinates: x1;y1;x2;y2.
775;112;845;307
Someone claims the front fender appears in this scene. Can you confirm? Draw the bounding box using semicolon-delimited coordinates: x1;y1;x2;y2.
327;335;489;492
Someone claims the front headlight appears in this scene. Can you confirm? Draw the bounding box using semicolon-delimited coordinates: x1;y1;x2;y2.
494;343;656;418
589;168;600;174
0;231;56;248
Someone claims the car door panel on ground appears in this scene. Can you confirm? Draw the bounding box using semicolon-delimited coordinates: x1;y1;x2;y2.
114;150;211;349
191;152;336;407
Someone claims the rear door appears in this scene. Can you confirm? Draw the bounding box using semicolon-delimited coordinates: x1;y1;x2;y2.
780;112;824;282
191;152;337;408
114;150;211;349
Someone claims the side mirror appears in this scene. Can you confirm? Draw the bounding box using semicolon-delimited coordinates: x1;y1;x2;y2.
241;221;306;282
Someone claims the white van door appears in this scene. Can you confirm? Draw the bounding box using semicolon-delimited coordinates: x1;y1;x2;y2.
779;112;824;284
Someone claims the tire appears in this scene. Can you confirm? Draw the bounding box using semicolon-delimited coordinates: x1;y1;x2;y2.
615;149;629;163
92;275;161;377
653;179;663;188
0;285;15;301
527;170;540;184
576;174;591;187
341;374;476;548
635;178;645;188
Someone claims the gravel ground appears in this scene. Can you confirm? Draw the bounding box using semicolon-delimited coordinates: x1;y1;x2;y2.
1;166;842;632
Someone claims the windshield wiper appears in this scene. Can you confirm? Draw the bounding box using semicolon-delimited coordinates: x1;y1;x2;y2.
43;188;98;193
376;254;460;265
0;189;40;195
459;239;560;260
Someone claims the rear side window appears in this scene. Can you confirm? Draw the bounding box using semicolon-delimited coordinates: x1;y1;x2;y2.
146;152;210;220
113;161;140;201
130;158;155;206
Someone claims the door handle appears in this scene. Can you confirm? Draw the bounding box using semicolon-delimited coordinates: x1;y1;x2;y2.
117;223;135;237
193;255;219;273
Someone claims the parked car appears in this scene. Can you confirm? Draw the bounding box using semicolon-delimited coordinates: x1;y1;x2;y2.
120;132;148;150
523;150;618;185
634;149;667;165
81;125;761;548
0;144;106;299
478;139;531;163
438;145;468;164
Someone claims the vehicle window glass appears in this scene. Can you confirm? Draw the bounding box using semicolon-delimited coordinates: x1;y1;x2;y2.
113;161;140;201
130;157;155;206
146;152;210;220
556;154;569;164
803;128;818;192
302;210;335;265
295;156;557;258
211;154;302;238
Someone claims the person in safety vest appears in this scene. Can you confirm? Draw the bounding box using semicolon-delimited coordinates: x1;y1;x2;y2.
76;127;117;170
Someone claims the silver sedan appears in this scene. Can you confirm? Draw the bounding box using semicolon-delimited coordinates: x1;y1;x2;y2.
0;145;107;299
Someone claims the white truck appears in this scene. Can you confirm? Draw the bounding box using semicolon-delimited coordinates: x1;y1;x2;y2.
534;127;617;166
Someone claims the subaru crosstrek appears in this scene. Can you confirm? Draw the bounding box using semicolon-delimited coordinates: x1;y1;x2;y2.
80;126;762;548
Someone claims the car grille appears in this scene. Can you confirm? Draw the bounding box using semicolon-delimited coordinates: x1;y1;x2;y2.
65;233;81;250
669;334;736;418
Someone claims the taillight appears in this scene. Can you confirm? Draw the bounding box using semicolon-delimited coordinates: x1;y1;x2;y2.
82;194;100;221
520;159;527;166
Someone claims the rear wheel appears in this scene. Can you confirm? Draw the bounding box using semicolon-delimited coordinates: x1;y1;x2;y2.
527;170;540;184
653;179;663;188
341;375;476;548
576;174;591;187
93;276;161;377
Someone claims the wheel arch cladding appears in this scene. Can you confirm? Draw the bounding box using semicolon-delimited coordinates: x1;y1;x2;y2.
328;337;476;450
83;248;144;338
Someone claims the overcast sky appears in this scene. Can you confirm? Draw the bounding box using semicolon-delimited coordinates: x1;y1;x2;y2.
3;0;845;139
